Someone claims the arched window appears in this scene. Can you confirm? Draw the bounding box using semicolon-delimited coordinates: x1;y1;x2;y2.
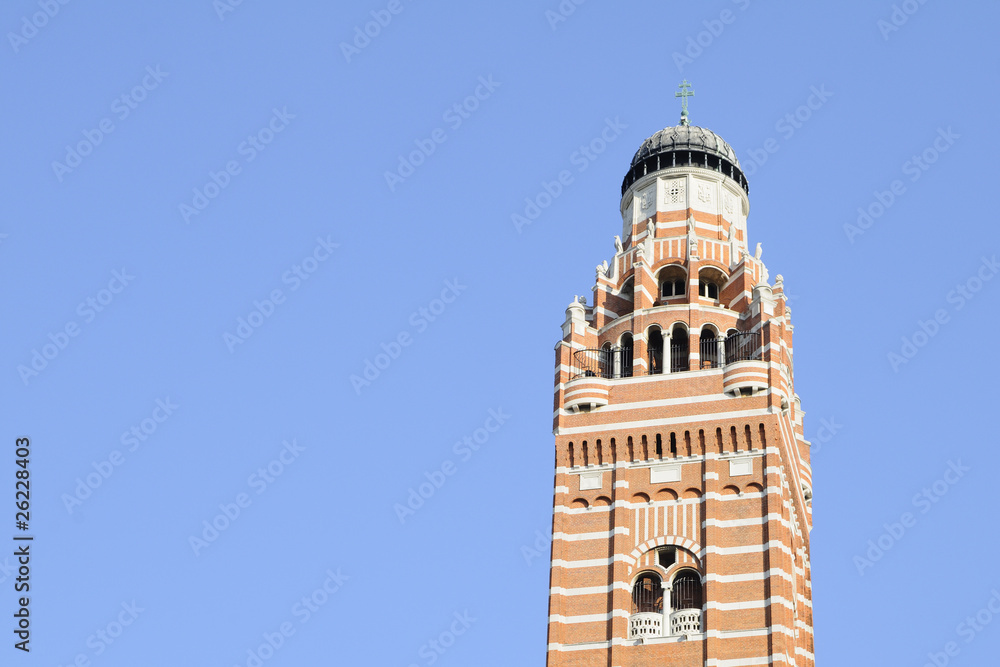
671;570;703;611
698;267;726;302
669;325;688;372
620;333;634;378
647;327;664;375
658;266;686;300
620;277;634;303
632;573;663;614
700;328;719;369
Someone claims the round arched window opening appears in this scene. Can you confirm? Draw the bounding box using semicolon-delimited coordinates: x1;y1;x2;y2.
632;573;663;614
698;267;727;301
699;328;720;369
671;571;703;611
620;333;634;378
658;266;687;300
647;327;664;375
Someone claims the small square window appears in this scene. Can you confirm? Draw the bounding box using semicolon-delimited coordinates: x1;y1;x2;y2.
658;547;676;568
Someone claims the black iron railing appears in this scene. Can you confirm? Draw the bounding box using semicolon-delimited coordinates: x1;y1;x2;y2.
571;331;761;380
632;574;663;614
670;572;703;611
724;330;762;363
670;343;689;372
699;337;720;369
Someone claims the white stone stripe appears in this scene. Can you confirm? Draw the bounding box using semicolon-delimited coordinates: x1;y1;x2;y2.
549;583;629;596
704;540;794;558
595;306;619;320
724;370;769;382
706;654;795;667
546;640;611;652
707;568;794;584
557;408;771;435
548;610;628;624
554;447;777;472
550;555;628;569
564;387;609;400
554;389;730;411
548;631;803;655
707;595;795;612
553;527;629;541
704;513;793;529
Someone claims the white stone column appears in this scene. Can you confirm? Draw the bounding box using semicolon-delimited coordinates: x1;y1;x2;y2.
663;330;672;375
661;582;672;636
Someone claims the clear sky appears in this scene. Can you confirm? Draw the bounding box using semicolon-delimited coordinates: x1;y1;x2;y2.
2;1;999;665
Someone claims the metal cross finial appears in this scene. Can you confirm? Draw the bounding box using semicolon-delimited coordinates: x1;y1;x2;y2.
676;80;695;125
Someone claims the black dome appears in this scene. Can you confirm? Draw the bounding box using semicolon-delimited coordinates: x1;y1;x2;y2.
622;124;748;196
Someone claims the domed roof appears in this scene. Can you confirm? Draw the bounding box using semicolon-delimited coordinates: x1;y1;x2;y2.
630;124;741;170
621;122;749;196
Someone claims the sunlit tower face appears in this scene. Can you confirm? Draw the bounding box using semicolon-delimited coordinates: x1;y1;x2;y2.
545;88;814;667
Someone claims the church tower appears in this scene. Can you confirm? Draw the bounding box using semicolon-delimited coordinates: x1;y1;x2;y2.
546;86;815;666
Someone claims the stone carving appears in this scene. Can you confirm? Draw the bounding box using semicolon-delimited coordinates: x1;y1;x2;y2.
640;188;654;213
698;183;711;204
665;180;684;204
614;235;624;254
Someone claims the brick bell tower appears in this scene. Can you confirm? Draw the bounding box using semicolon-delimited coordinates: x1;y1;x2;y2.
546;87;815;667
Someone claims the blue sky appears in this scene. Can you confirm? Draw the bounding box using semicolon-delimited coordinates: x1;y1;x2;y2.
2;1;999;665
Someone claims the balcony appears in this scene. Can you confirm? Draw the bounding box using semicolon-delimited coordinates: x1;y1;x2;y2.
627;610;703;640
669;609;702;636
572;331;760;381
628;612;663;639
